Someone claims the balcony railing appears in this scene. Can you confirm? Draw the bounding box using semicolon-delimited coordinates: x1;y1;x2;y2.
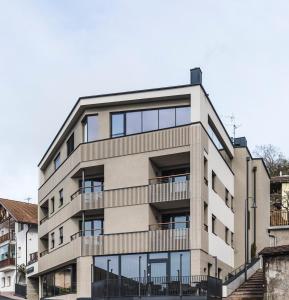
270;210;289;226
91;275;222;299
0;258;15;269
40;216;49;225
71;229;103;241
40;249;48;257
149;221;189;231
0;232;14;244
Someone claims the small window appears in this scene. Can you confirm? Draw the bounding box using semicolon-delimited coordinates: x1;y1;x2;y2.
111;113;125;137
59;189;63;207
207;263;212;276
59;227;63;245
66;133;74;157
231;232;234;248
212;215;216;234
18;223;24;232
248;210;250;230
51;197;55;213
217;268;222;279
54;153;61;170
204;202;208;231
7;276;11;286
212;171;216;191
225;189;229;207
51;232;55;249
225;227;229;244
18;247;21;258
83;115;99;142
1;277;5;288
231;196;234;212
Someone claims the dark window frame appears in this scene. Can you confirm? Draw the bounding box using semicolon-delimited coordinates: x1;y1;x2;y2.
212;215;216;235
212;171;216;191
51;232;55;249
54;153;61;170
225;188;229;207
110;105;190;138
66;133;74;157
225;227;229;244
59;227;63;245
59;189;63;207
50;197;55;214
82;114;99;143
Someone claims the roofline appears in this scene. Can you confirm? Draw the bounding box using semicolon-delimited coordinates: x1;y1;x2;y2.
37;83;195;167
38;81;235;168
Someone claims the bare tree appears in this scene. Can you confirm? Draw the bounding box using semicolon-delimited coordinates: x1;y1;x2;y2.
254;144;289;177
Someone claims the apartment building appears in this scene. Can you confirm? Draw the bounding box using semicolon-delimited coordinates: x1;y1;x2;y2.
0;198;38;299
36;68;270;300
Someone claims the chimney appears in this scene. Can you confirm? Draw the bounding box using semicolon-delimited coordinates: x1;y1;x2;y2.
190;68;202;85
234;137;247;147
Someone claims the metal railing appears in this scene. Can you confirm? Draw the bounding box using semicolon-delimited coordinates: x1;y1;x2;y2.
0;233;10;244
92;275;222;299
71;229;103;241
71;184;103;200
270;210;289;226
149;221;189;231
40;249;48;257
223;256;259;284
40;215;49;225
149;173;190;185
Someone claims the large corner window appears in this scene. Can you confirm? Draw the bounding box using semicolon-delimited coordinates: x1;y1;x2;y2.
83;115;99;142
111;106;190;138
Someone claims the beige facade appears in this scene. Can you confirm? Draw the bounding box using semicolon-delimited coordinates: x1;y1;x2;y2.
35;70;270;300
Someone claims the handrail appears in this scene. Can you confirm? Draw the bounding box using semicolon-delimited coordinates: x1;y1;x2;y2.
149;221;190;230
71;229;103;241
71;184;103;200
270;210;289;226
149;173;190;181
223;256;259;284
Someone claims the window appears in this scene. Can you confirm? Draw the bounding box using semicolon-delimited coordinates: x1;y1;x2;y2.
54;153;61;170
1;277;4;288
18;223;24;232
79;177;103;193
159;108;175;129
59;227;63;245
83;115;99;142
126;111;142;135
59;189;63;207
161;213;190;229
217;268;222;279
66;133;74;157
111;106;191;138
208;122;223;150
231;232;234;248
204;202;208;231
225;189;229;207
176;106;190;126
80;219;103;236
204;157;208;185
212;215;216;234
50;197;55;213
207;263;212;276
212;171;216;191
0;244;14;261
111;113;125;137
17;247;21;258
225;227;229;244
142;109;158;132
231;196;234;212
51;233;55;249
7;276;11;286
42;265;76;297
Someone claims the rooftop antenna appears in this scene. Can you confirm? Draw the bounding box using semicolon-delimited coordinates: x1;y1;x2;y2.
25;197;32;204
223;114;241;141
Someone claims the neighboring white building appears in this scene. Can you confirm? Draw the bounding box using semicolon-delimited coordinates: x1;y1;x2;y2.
0;198;38;299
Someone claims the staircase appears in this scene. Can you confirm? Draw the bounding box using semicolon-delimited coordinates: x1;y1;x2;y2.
226;269;265;299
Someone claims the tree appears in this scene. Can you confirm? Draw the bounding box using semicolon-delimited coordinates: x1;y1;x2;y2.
253;144;289;177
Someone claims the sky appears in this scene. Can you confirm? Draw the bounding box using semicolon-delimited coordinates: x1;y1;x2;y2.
0;0;289;203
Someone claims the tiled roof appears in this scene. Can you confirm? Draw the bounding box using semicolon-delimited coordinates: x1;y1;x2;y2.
0;198;38;225
260;244;289;256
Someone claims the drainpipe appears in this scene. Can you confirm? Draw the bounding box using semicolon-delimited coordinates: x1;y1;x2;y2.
26;224;32;266
253;167;257;248
245;157;250;281
81;169;85;257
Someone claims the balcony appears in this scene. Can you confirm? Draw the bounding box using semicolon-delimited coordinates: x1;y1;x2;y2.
270;210;289;227
70;175;190;212
0;258;15;271
71;226;190;257
0;232;14;244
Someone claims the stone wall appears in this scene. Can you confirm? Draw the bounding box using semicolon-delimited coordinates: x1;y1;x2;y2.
264;255;289;299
